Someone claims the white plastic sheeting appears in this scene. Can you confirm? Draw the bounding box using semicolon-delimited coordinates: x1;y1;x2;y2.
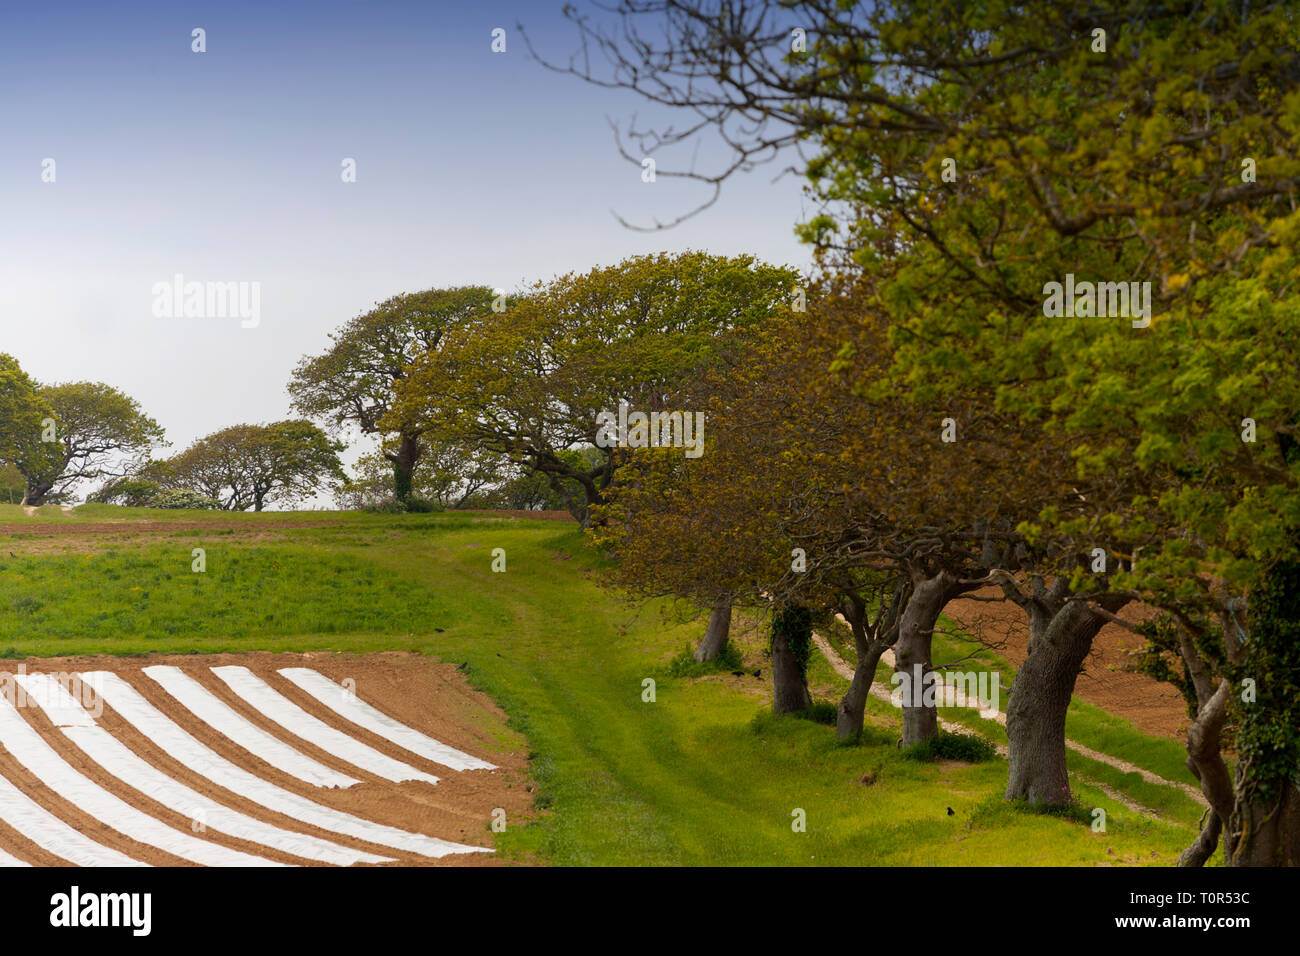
278;668;497;772
15;674;392;867
0;768;144;867
0;690;280;867
211;667;439;785
0;767;145;867
142;666;359;789
88;671;491;859
0;847;31;867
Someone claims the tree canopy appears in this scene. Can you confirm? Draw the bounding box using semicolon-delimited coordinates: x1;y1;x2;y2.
158;421;343;512
386;251;800;522
289;286;497;502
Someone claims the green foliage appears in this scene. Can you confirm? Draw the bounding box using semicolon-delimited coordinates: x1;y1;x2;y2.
902;730;997;764
0;353;51;481
0;463;25;504
93;477;164;507
1004;795;1095;827
17;381;166;505
147;489;221;510
157;420;343;511
1233;548;1300;808
666;641;743;677
337;445;510;511
1127;614;1202;722
388;252;800;520
796;700;839;726
289;285;498;502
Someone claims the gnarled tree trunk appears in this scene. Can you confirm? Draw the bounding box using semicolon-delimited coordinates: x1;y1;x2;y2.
834;581;906;742
1003;595;1128;805
837;643;888;742
894;570;969;746
1178;632;1234;866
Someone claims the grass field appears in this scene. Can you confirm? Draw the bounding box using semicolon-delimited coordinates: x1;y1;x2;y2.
0;503;1203;865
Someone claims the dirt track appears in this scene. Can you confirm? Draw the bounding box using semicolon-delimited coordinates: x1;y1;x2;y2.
0;521;352;537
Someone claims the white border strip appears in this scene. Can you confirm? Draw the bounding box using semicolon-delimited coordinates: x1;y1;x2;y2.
211;667;439;785
17;674;391;867
278;668;496;771
0;689;279;867
88;672;490;859
143;666;359;789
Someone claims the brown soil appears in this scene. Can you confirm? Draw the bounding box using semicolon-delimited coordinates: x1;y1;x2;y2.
0;510;577;539
0;651;534;866
943;589;1191;740
0;521;352;537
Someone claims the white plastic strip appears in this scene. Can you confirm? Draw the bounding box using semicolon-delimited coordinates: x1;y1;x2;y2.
142;666;359;789
0;690;279;867
16;674;391;867
211;667;439;785
88;672;490;859
278;668;497;771
0;846;31;867
0;766;145;867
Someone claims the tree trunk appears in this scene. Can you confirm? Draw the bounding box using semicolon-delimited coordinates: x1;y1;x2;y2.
1004;600;1113;805
1178;812;1223;867
392;433;420;503
837;643;888;742
1230;784;1300;866
1222;547;1300;866
21;480;52;507
693;600;732;662
771;619;811;716
893;572;957;746
1180;677;1235;863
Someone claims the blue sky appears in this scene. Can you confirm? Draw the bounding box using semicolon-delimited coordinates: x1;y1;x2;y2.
0;0;812;492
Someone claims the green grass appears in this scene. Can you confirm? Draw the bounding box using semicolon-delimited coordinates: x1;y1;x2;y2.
825;613;1201;790
0;507;1199;865
0;546;458;646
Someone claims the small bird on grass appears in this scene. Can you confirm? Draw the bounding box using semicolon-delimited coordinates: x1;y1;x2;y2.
947;807;955;816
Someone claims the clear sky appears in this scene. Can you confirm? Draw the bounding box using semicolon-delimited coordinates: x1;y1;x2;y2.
0;0;812;495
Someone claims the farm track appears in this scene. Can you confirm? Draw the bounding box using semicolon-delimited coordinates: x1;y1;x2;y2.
811;633;1202;819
